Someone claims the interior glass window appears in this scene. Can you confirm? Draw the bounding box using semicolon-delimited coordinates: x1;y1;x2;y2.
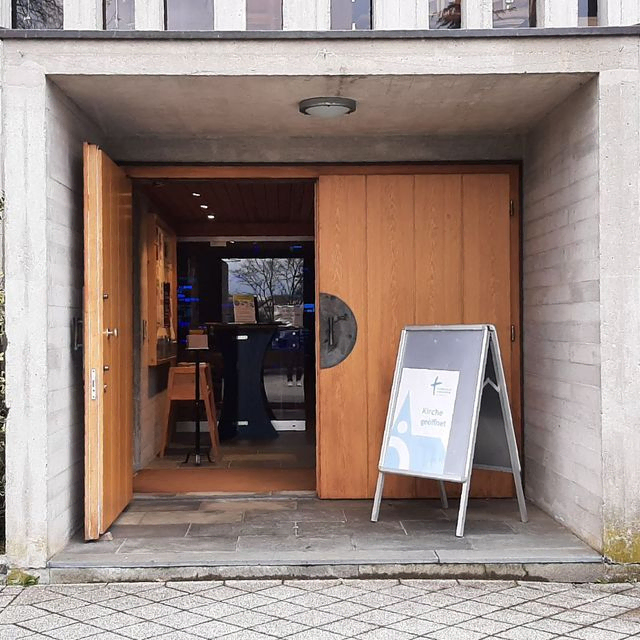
12;0;63;29
493;0;535;28
165;0;214;30
331;0;372;30
429;0;461;29
578;0;598;26
104;0;134;30
246;0;282;30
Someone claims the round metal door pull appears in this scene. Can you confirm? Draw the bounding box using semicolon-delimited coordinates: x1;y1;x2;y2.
319;293;358;369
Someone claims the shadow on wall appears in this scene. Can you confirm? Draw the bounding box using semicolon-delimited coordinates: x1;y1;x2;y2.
0;192;6;551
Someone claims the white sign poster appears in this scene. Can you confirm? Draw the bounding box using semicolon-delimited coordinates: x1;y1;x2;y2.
382;368;460;476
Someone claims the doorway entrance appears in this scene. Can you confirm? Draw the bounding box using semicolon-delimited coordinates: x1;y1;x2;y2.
83;148;521;540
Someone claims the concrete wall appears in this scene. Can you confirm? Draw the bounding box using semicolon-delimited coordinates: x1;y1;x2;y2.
45;83;104;556
523;80;602;550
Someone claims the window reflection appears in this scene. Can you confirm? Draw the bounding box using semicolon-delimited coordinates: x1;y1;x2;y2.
105;0;134;30
246;0;282;30
493;0;535;28
13;0;62;29
578;0;597;26
429;0;461;29
165;0;214;30
331;0;372;30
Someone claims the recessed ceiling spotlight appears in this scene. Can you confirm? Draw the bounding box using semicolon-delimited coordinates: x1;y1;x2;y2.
299;96;357;119
207;214;216;220
200;204;208;209
192;192;201;197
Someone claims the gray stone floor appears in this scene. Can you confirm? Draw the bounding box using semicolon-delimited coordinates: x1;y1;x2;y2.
51;498;600;570
2;578;640;639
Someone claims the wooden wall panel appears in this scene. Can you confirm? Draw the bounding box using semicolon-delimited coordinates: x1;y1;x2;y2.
462;173;514;497
316;176;369;498
366;175;417;498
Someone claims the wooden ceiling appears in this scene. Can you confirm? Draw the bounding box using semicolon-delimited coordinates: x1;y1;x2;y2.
137;179;315;237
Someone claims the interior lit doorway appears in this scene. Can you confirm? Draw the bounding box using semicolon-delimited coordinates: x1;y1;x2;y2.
131;179;317;494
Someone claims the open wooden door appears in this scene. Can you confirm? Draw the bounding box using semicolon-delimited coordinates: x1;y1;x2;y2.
84;143;133;540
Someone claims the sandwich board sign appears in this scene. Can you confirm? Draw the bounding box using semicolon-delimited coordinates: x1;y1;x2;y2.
371;325;528;537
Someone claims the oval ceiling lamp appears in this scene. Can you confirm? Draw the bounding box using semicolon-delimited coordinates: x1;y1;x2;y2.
299;96;357;119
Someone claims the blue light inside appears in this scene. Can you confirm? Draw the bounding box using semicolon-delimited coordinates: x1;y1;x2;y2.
304;303;315;313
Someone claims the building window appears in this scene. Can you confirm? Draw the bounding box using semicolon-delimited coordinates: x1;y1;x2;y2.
105;0;134;30
429;0;461;29
493;0;535;27
165;0;214;30
331;0;372;30
578;0;597;25
246;0;282;30
12;0;63;29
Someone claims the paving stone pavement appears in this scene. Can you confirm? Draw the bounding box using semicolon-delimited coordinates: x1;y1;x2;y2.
1;579;640;639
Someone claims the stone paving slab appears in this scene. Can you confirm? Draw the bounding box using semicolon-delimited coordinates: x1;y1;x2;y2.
51;498;601;577
1;579;640;639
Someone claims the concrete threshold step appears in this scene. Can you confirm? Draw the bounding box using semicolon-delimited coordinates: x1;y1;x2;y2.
44;555;633;585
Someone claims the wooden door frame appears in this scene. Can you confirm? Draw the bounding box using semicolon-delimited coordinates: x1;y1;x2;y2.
123;163;522;493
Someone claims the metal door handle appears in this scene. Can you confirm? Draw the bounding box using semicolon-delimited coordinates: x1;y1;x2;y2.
328;316;335;348
104;328;119;338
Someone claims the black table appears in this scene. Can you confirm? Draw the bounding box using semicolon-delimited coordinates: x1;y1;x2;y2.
206;323;279;441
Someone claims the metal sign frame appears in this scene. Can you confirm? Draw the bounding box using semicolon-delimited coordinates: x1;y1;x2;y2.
371;324;528;537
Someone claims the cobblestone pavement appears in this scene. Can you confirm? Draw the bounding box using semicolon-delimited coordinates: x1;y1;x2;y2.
1;578;639;640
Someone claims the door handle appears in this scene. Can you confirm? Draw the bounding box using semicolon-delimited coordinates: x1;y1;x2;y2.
328;316;335;349
104;328;118;338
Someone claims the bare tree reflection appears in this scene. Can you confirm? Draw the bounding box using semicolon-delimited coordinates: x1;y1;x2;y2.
13;0;63;29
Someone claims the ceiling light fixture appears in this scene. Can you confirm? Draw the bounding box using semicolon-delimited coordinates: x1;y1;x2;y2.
192;192;201;197
200;204;208;210
207;214;216;220
299;96;357;119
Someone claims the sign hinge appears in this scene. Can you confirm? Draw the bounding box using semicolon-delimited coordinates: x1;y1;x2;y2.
511;325;516;342
509;200;515;217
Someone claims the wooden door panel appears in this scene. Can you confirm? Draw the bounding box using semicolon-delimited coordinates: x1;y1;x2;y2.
84;144;133;539
366;175;417;498
413;174;464;498
316;176;369;498
462;173;514;497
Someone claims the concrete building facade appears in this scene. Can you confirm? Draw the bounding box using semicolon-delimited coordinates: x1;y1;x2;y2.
1;0;639;570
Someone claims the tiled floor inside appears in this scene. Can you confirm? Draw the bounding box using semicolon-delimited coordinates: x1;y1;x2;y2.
52;497;601;568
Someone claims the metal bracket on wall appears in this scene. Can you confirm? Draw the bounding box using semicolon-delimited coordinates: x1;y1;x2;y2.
319;293;358;369
72;317;83;351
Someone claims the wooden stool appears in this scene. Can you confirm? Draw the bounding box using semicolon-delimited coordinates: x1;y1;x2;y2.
161;363;221;461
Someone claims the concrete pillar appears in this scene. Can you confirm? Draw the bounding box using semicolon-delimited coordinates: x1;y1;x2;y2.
373;0;429;29
0;0;11;28
63;0;103;29
214;0;246;30
598;69;640;563
536;0;579;27
599;0;640;25
284;0;330;30
2;66;50;569
135;0;164;30
461;0;493;29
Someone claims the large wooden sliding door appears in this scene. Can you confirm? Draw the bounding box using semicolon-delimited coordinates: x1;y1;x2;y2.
84;144;134;539
317;171;519;499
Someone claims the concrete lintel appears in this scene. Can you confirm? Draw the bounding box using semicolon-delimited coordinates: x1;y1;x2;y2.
598;69;640;564
135;0;164;30
537;0;579;27
462;0;493;30
599;0;640;26
214;0;246;31
2;67;49;569
63;0;102;30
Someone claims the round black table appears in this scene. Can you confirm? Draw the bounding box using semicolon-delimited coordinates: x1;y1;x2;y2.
206;323;279;441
